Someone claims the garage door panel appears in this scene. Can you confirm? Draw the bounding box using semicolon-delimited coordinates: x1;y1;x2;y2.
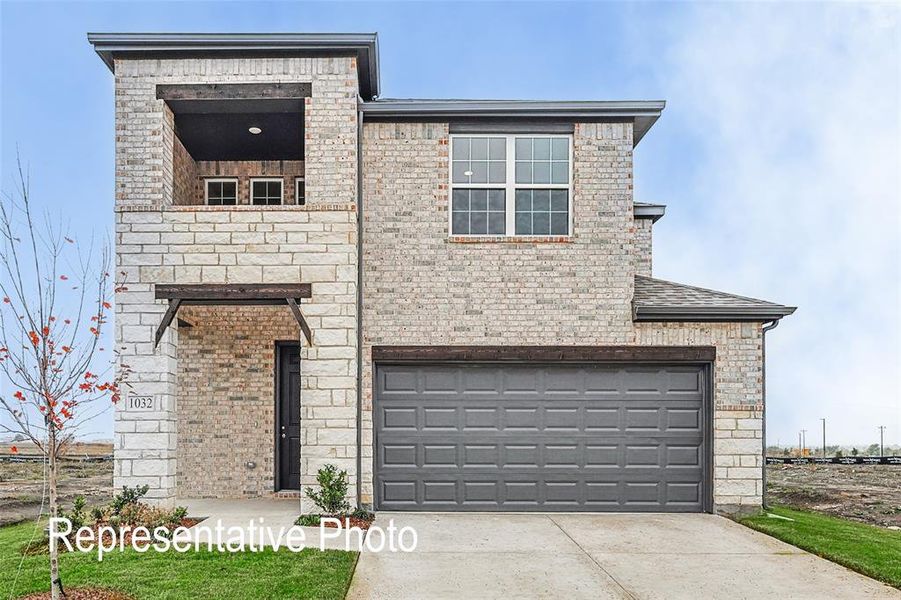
375;363;708;512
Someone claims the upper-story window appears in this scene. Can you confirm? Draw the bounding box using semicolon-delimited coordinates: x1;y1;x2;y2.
205;178;238;206
250;178;283;205
450;134;571;237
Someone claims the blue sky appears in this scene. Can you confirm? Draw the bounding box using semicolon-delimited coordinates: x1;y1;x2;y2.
1;1;898;446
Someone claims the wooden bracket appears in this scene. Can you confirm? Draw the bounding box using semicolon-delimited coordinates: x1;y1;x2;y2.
154;299;182;348
286;298;313;346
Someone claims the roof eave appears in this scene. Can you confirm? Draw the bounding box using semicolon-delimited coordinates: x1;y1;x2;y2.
86;32;380;100
633;305;797;322
360;100;666;146
634;203;666;223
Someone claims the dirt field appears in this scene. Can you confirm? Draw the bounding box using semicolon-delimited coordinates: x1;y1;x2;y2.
767;463;901;527
0;443;113;526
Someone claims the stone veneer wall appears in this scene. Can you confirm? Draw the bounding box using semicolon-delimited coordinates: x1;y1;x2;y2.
176;306;297;497
360;121;637;505
113;55;359;505
116;206;358;505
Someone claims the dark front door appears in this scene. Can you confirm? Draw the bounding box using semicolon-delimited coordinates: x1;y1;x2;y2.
277;343;301;490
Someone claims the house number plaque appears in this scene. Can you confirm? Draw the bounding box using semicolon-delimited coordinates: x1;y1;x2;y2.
126;395;156;411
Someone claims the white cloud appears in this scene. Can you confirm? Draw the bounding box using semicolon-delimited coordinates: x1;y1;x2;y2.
639;4;900;445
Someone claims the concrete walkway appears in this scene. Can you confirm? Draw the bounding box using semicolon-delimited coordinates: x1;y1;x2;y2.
347;512;900;600
178;497;346;550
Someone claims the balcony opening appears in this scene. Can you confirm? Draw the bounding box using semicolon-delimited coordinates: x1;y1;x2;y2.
160;83;308;206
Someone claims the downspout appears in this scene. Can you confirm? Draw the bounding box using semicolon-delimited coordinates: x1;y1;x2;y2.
355;102;364;508
761;319;780;510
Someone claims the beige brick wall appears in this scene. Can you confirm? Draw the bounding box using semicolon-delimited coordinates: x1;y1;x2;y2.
113;56;357;209
361;121;638;504
176;306;297;497
634;217;653;277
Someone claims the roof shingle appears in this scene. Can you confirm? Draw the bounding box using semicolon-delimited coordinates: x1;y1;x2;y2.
633;276;795;322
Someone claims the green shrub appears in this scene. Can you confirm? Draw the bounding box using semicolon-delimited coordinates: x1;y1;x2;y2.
110;484;150;515
305;464;350;514
294;514;321;527
61;496;88;532
351;507;374;521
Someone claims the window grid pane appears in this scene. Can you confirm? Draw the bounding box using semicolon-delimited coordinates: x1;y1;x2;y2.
206;181;237;206
252;180;282;205
514;190;569;235
452;189;505;235
452;136;506;185
514;136;570;185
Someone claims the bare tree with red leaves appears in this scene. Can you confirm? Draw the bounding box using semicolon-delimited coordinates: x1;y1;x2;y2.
0;160;126;600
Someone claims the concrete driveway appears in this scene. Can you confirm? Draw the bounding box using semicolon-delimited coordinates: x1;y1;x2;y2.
347;513;900;600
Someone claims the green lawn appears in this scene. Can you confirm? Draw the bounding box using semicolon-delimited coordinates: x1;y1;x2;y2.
740;505;901;589
1;520;358;599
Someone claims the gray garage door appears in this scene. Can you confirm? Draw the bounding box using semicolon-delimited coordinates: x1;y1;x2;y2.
374;363;709;512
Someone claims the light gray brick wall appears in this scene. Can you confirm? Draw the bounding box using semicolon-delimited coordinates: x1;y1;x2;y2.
113;56;357;208
361;121;638;505
634;217;653;277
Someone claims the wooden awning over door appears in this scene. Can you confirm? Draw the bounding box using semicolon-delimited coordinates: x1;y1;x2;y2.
153;283;312;348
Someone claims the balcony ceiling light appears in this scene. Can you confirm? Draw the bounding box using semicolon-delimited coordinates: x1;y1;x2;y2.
248;126;262;135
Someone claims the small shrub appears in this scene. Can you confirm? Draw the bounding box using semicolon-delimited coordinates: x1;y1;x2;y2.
305;464;350;515
351;507;374;521
61;496;88;532
295;514;321;527
110;484;149;515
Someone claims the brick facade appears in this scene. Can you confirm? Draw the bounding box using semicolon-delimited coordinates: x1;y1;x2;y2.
361;121;766;513
173;157;306;206
110;51;770;515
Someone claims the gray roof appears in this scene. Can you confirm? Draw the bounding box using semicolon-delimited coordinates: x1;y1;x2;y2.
87;33;380;100
361;99;664;146
633;276;796;322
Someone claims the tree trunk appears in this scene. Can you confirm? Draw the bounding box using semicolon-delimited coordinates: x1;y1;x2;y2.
48;428;64;600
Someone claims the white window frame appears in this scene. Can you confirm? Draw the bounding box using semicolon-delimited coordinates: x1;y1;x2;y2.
448;133;573;237
204;177;239;206
294;177;305;205
249;177;284;205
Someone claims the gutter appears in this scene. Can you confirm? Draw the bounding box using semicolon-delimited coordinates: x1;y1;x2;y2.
355;103;364;508
633;305;797;322
760;319;781;510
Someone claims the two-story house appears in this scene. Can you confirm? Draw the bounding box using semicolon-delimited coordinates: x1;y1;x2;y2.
89;32;794;516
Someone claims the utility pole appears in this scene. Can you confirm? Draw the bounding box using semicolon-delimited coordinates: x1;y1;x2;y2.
821;418;827;458
801;429;807;455
798;431;802;455
878;426;886;457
